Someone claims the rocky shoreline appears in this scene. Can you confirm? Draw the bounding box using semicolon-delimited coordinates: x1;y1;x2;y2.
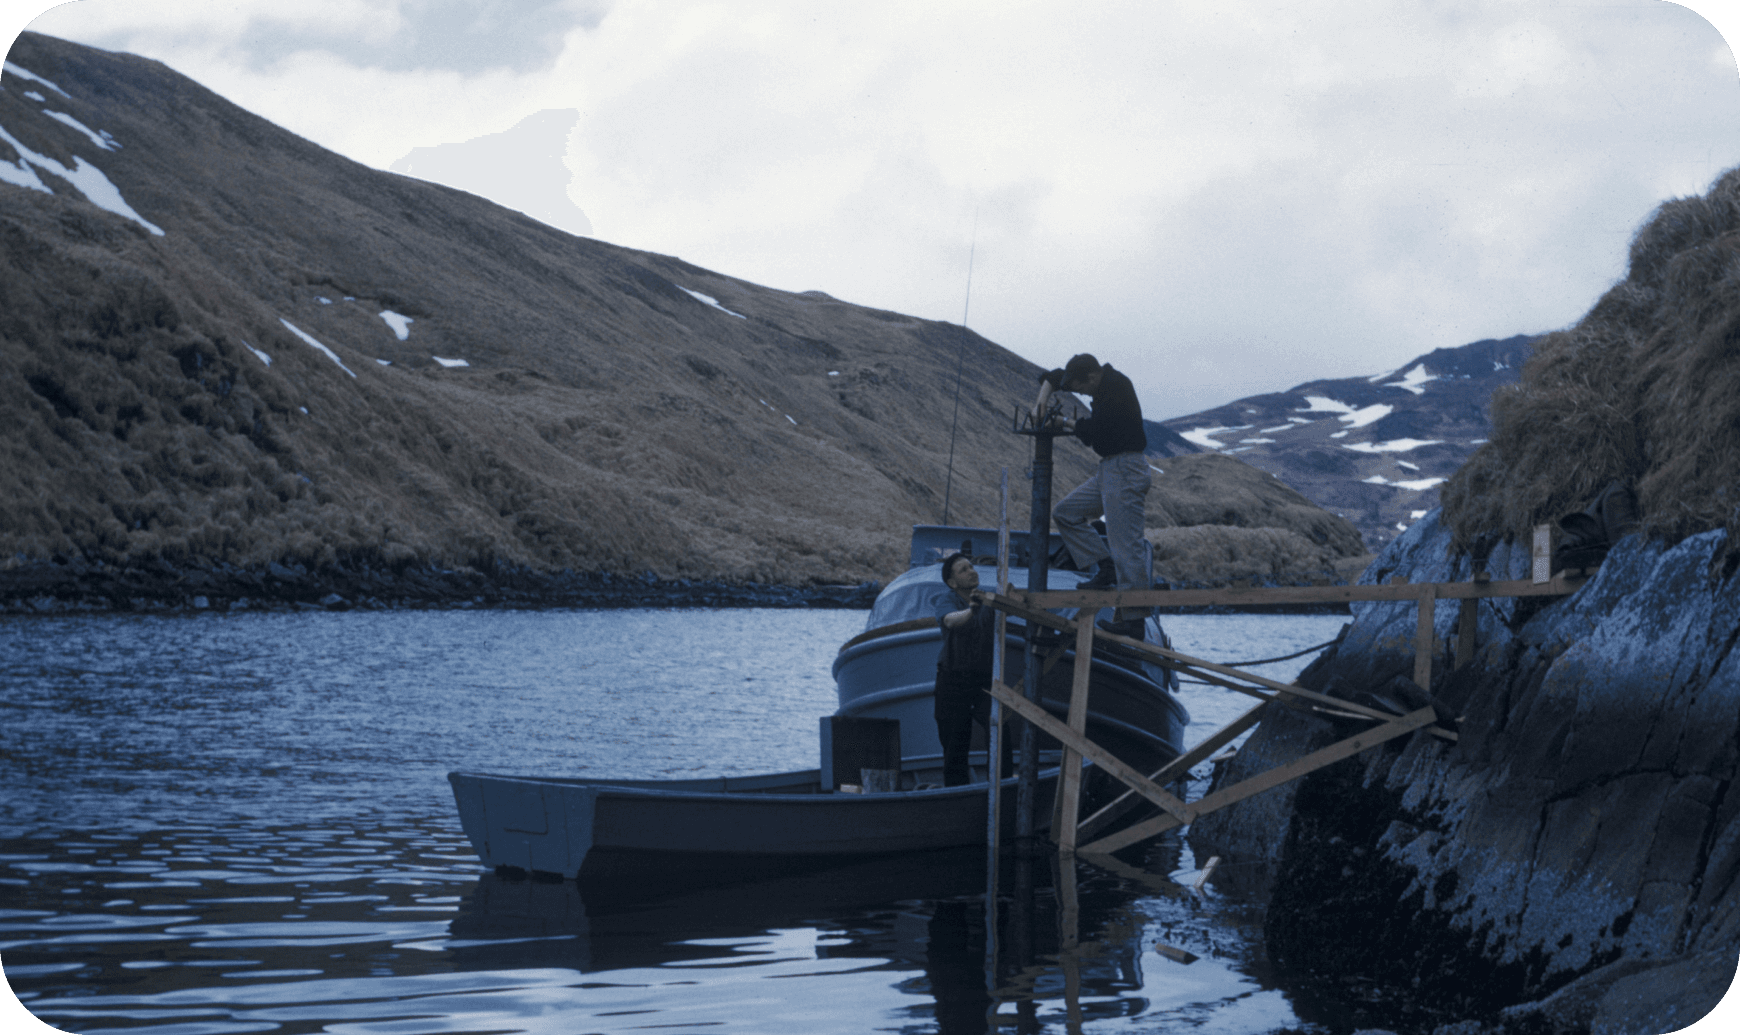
1189;513;1739;1034
0;558;882;614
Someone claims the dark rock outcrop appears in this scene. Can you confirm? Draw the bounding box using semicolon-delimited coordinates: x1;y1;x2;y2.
1188;511;1739;1030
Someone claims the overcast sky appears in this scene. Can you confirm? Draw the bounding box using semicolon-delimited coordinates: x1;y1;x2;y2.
6;1;1740;419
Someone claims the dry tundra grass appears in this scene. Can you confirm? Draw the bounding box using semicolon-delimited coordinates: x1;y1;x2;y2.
1442;166;1740;569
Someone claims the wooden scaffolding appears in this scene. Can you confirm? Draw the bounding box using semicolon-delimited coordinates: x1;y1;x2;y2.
980;564;1588;857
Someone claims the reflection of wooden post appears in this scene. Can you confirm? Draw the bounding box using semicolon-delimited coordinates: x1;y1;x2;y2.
1054;617;1095;851
1414;586;1436;690
1057;852;1079;949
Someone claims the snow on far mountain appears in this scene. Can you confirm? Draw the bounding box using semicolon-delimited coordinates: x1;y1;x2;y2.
1180;424;1252;450
432;356;469;368
1154;334;1535;551
1382;363;1436;394
1342;438;1443;453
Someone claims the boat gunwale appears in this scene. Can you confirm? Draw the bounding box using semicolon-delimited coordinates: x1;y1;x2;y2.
447;761;1066;805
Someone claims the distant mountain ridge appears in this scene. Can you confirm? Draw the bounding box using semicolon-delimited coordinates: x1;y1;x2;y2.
1153;335;1536;550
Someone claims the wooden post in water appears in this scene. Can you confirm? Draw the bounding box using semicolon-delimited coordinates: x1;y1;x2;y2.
1054;616;1094;851
984;468;1009;995
1019;434;1053;844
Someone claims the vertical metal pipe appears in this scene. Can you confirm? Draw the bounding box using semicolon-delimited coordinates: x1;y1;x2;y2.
1018;434;1053;843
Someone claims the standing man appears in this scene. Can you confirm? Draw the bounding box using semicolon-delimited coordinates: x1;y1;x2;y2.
1033;353;1152;638
933;552;1007;787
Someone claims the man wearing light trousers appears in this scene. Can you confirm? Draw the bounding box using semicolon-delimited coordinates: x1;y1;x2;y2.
1032;353;1152;639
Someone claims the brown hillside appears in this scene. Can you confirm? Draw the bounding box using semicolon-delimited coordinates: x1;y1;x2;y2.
1;32;1102;588
2;33;1367;601
1441;166;1740;567
1142;452;1369;585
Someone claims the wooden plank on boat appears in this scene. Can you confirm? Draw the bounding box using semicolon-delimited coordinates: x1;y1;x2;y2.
988;679;1195;826
1077;706;1437;855
1054;618;1096;851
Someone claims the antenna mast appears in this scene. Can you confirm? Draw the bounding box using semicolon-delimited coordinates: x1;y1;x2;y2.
940;211;978;526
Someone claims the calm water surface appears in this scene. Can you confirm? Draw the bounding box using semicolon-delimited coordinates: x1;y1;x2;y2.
2;608;1352;1034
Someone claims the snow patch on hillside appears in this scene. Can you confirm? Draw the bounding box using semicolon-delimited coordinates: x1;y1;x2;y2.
379;310;413;340
279;319;357;378
42;110;115;151
433;356;469;368
4;61;69;97
241;341;271;367
679;286;746;319
0;123;164;234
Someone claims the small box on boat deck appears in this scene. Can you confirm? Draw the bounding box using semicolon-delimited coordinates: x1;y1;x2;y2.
819;716;901;791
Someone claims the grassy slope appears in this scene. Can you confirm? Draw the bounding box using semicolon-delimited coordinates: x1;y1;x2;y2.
1;32;1365;594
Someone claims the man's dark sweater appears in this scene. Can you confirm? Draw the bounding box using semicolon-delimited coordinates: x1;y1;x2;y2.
1042;364;1147;457
936;594;995;677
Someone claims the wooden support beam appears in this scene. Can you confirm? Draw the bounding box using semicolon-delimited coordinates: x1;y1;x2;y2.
1456;597;1477;669
988;680;1196;826
1076;700;1268;843
1415;586;1436;691
1080;616;1457;742
1015;571;1588;611
1078;706;1437;855
979;592;1458;742
1054;618;1096;851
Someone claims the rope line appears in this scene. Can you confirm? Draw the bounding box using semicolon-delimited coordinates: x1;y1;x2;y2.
1165;637;1341;686
1211;637;1340;668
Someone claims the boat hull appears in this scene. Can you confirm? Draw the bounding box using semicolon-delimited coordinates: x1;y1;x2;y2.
832;626;1189;771
448;757;1061;887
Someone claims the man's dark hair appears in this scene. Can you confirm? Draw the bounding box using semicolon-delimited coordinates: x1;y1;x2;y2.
940;551;973;582
1063;353;1101;385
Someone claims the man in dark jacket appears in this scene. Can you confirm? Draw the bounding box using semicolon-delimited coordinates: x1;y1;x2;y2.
933;552;1006;786
1032;353;1152;637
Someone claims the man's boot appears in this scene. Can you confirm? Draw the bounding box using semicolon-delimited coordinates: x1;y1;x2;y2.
1078;559;1117;589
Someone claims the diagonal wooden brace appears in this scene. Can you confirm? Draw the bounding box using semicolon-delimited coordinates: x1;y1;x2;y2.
1076;700;1268;843
988;679;1196;827
1077;705;1438;855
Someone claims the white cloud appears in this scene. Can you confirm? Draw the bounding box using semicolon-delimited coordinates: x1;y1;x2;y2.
12;0;1740;421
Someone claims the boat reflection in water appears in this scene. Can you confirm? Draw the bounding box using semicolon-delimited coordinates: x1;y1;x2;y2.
449;844;1175;1031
